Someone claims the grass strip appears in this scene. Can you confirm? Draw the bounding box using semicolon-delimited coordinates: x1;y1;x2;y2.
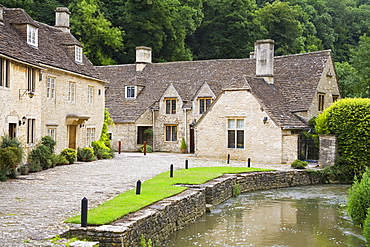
65;167;272;225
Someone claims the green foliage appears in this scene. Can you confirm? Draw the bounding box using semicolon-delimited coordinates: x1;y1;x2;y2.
77;147;96;162
1;135;23;149
316;98;370;174
291;159;308;169
180;137;187;150
65;167;271;225
0;146;23;180
140;234;154;247
232;183;241;197
320;163;357;184
60;148;77;164
29;145;53;170
139;144;153;153
347;169;370;227
363;207;370;242
99;108;114;148
54;154;69;166
41;135;56;154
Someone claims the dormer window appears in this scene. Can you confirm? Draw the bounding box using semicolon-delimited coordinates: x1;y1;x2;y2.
27;25;38;47
75;46;83;63
125;86;136;99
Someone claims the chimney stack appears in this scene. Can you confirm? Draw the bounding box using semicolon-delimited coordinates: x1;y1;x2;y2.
0;5;4;24
55;7;70;33
136;46;152;71
255;39;274;84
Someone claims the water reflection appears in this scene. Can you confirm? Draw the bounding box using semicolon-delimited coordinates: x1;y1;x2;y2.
161;185;366;247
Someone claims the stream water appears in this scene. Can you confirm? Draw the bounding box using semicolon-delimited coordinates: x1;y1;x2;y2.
160;185;366;247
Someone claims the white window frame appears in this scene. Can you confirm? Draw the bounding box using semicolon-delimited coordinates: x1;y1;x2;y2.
75;46;83;63
125;86;136;99
88;86;94;104
47;77;55;100
0;58;10;88
86;127;96;146
27;118;36;144
227;119;244;149
47;128;56;140
165;125;177;142
27;25;38;47
68;82;76;103
27;67;36;92
165;98;177;114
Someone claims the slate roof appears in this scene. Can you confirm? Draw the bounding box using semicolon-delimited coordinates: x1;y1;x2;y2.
97;49;331;129
0;7;102;80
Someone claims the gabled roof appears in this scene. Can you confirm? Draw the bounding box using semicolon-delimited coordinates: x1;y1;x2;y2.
0;7;102;80
97;50;331;128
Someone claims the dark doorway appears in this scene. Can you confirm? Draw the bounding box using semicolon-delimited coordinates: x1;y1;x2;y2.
189;125;195;153
9;123;16;138
298;131;319;161
137;126;153;146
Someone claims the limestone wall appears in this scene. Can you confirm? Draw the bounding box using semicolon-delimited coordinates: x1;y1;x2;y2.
66;170;323;246
319;135;338;167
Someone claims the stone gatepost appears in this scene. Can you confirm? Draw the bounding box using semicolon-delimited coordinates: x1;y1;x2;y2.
319;135;338;167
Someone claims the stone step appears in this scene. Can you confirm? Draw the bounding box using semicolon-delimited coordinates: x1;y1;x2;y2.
69;240;99;247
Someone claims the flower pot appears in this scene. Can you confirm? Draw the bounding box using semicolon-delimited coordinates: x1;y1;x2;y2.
20;167;29;175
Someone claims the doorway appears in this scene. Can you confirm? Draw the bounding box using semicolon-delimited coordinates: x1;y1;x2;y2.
9;123;16;138
68;125;77;149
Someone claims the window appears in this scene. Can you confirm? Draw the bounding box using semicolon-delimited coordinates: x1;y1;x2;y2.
75;46;83;63
47;77;55;100
86;127;95;146
227;119;244;148
125;86;136;99
68;82;75;102
165;125;177;142
0;58;10;88
88;86;94;104
199;98;212;114
332;95;339;103
27;25;38;47
318;93;325;111
27;67;36;92
27;119;35;144
165;99;177;114
47;128;56;140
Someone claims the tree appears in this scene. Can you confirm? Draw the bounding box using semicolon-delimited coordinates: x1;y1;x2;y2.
335;62;360;98
316;98;370;174
69;0;124;65
188;0;265;60
350;34;370;97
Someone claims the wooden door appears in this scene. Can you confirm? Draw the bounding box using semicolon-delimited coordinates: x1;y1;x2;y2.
68;125;77;149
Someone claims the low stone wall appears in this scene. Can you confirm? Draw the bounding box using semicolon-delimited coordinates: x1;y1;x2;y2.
66;170;323;246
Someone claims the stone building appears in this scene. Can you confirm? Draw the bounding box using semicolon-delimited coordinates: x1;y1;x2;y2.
0;6;106;154
97;40;340;163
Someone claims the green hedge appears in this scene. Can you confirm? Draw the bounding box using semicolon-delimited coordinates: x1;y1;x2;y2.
316;98;370;173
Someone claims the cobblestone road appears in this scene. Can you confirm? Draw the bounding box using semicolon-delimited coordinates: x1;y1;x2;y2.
0;152;293;246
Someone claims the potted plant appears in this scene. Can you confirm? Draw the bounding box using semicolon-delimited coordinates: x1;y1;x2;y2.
144;129;153;136
180;137;187;153
19;164;29;175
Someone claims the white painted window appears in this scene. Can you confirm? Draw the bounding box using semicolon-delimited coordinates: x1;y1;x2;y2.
27;25;38;47
0;58;10;88
88;86;94;104
165;98;177;114
68;82;75;102
47;128;56;140
125;86;136;99
47;77;55;100
86;127;95;146
227;119;244;148
75;46;83;63
27;67;36;92
165;125;177;142
27;119;36;144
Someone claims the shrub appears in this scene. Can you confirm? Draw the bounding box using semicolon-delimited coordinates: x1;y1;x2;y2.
347;169;370;227
180;137;187;150
55;154;69;166
28;144;53;170
60;148;77;164
41;136;56;154
291;159;308;169
77;147;96;162
321;163;357;183
0;146;23;180
364;208;370;242
92;141;113;159
316;98;370;175
233;184;241;197
28;162;42;173
139;144;152;153
1;135;23;149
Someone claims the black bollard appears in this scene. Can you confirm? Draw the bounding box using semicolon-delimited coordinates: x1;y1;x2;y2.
81;197;88;227
185;160;188;169
248;158;251;168
170;164;174;178
136;180;142;195
227;154;230;164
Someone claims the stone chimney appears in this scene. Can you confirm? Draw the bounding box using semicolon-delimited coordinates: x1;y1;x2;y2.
0;5;4;24
255;39;274;84
136;46;152;71
55;7;70;33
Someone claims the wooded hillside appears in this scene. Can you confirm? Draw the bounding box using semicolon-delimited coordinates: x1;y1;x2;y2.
2;0;370;97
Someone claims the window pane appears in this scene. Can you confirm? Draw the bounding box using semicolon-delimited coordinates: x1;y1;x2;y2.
172;126;177;141
166;100;171;114
166;126;171;141
237;130;244;148
0;58;3;87
237;119;244;129
199;99;205;114
228;130;235;148
206;99;211;109
228;119;235;129
171;100;176;114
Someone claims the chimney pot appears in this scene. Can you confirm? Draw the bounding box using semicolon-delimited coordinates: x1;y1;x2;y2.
0;5;4;24
136;46;152;71
55;7;70;33
255;39;274;84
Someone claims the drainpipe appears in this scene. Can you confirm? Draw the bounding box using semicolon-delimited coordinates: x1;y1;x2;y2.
152;109;155;152
184;109;188;151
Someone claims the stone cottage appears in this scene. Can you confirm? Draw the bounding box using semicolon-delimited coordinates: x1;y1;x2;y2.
97;39;340;163
0;6;106;154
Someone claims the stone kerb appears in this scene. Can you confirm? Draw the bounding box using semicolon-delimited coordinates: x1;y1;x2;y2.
65;171;323;246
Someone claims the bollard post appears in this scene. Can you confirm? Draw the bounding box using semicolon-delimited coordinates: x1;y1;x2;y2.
170;164;174;178
81;197;88;227
227;154;230;164
248;158;251;168
118;141;121;154
143;141;147;156
136;180;141;195
185;160;188;169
